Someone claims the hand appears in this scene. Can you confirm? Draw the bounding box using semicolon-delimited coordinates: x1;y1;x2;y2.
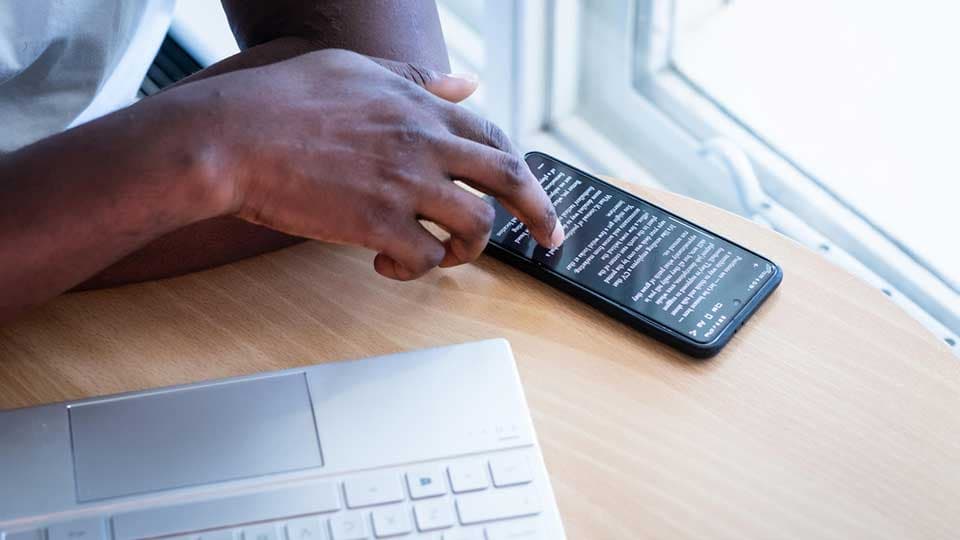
165;47;563;280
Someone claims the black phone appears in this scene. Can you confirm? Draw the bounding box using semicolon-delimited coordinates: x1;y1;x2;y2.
485;151;782;358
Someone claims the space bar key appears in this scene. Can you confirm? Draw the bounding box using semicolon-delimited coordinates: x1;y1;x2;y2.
112;482;340;540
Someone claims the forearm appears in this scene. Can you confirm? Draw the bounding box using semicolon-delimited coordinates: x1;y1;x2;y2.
222;0;451;71
76;217;299;290
0;95;225;322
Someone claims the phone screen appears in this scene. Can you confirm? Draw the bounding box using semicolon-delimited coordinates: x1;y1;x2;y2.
489;153;777;344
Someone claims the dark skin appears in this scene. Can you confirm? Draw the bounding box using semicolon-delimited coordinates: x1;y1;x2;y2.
0;1;563;323
81;0;468;288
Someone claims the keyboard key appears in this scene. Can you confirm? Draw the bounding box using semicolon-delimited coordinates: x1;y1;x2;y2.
448;461;489;493
286;517;328;540
485;517;541;540
441;530;485;540
48;518;106;540
413;500;455;531
488;455;533;488
242;523;280;540
113;483;340;540
405;466;446;499
370;505;412;537
456;486;541;525
344;472;405;508
329;513;368;540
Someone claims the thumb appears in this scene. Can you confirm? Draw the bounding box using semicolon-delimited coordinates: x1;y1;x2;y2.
369;57;479;103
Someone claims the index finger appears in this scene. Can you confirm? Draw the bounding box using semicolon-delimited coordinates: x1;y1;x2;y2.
438;137;564;249
439;102;522;157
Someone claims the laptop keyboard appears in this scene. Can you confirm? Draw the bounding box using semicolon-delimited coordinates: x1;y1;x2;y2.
17;448;551;540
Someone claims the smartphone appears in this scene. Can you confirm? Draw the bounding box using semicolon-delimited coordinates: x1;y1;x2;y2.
485;152;782;358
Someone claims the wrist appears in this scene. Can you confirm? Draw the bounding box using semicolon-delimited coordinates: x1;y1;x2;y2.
135;89;243;222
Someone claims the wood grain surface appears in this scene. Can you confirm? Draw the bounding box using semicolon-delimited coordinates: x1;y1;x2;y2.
1;181;957;539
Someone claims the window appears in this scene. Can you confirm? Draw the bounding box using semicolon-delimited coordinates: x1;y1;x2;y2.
669;0;960;296
674;1;960;278
438;0;958;350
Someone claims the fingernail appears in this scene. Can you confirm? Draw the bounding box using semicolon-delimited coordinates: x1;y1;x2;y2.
548;220;565;248
448;71;479;83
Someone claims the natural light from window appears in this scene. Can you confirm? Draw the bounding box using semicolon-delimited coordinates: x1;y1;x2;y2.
673;0;960;289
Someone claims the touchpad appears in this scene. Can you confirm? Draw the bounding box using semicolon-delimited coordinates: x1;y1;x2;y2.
69;373;323;502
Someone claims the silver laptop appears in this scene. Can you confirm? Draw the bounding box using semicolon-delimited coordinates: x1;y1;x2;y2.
0;339;566;540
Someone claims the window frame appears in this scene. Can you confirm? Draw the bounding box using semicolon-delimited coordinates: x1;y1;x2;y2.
443;0;959;348
629;0;960;342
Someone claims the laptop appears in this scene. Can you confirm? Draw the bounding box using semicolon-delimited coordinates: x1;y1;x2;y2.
0;339;566;540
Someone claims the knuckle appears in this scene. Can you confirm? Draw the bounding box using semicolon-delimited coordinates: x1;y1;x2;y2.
536;204;559;233
311;48;359;70
363;221;392;250
483;121;510;150
319;48;353;61
467;200;496;237
402;62;433;88
392;121;430;147
410;245;444;275
498;154;528;192
425;244;446;268
362;199;401;244
383;166;423;189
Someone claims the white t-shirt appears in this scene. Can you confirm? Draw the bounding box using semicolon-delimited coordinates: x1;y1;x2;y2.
0;0;176;153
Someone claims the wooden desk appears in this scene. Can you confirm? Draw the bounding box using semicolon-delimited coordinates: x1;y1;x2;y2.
1;182;957;539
